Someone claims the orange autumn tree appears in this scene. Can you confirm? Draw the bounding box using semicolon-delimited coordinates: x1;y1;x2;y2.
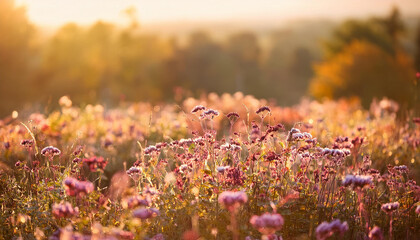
310;40;415;107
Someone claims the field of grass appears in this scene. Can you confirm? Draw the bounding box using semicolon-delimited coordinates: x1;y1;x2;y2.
0;93;419;240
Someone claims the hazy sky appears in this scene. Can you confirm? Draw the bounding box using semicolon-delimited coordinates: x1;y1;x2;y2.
16;0;420;27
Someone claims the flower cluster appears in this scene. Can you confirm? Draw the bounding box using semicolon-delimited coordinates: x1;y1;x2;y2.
191;105;206;113
218;191;248;212
381;202;399;214
250;121;260;142
20;139;34;147
133;208;160;220
321;148;351;158
126;166;142;180
200;108;220;119
393;165;408;172
41;146;61;157
342;175;372;189
63;177;94;197
220;142;241;152
226;112;240;121
225;167;246;186
122;195;150;209
144;145;159;155
286;128;312;142
111;229;135;240
216;166;230;173
143;186;159;196
52;202;79;218
83;156;107;171
49;226;90;240
315;219;348;240
368;226;383;240
256;106;271;115
250;213;284;235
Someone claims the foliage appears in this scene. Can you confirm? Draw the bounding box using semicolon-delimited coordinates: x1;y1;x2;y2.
312;7;419;109
415;21;420;72
311;40;417;107
0;0;36;115
0;0;329;117
323;19;395;57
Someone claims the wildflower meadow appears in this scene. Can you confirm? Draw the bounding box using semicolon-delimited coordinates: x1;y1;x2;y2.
0;94;419;240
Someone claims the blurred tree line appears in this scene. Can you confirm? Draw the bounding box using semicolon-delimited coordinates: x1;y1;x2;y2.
1;0;419;117
311;7;420;108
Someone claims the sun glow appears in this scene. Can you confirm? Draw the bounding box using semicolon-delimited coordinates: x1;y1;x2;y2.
15;0;420;28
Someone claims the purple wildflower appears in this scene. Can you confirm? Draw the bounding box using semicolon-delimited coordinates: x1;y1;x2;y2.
20;139;34;147
122;195;150;209
111;229;134;240
342;175;372;189
191;105;206;113
393;165;408;172
179;138;194;146
286;128;300;142
227;112;240;120
63;177;94;197
41;146;61;157
256;106;271;114
52;202;79;218
133;208;160;220
200;109;219;119
218;191;248;212
322;148;350;158
381;202;399;214
144;145;158;155
83;156;107;171
220;143;241;152
315;219;348;240
250;213;284;235
127;166;141;176
368;226;383;240
216;166;230;173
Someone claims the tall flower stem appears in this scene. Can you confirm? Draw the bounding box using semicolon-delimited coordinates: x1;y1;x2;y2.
230;211;239;240
389;213;393;240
